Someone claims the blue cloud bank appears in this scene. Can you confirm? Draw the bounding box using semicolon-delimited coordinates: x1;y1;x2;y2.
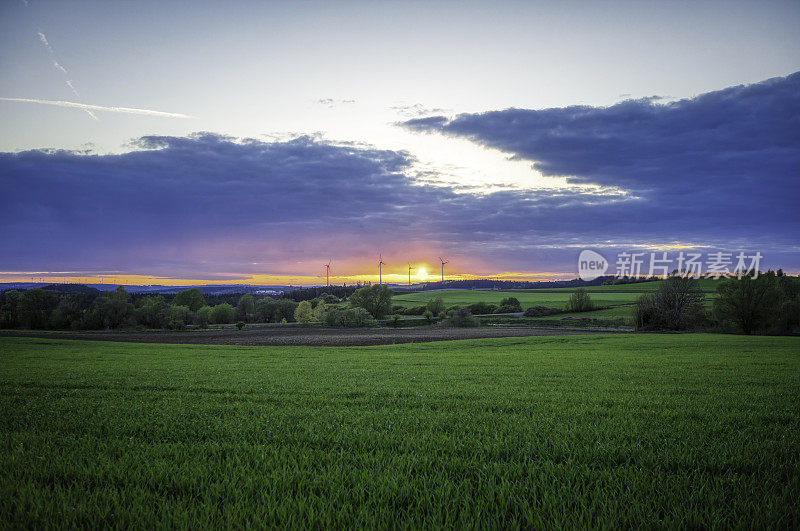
1;72;799;278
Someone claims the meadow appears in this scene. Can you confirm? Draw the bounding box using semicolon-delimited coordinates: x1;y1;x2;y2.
2;334;798;528
392;290;642;309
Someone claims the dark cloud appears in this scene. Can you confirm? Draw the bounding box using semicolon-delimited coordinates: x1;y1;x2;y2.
3;72;800;279
402;71;800;264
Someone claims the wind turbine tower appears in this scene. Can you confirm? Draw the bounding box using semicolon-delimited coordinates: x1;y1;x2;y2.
439;257;449;283
378;254;385;284
324;260;331;287
408;262;414;287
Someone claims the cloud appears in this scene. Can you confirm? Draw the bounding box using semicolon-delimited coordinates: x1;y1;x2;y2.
0;97;192;119
1;125;798;278
391;103;449;118
403;71;800;243
316;98;356;108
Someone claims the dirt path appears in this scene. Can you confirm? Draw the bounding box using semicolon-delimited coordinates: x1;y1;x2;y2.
0;326;625;347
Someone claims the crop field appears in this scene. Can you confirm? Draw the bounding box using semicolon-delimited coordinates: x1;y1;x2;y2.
536;278;721;292
393;290;642;309
2;335;798;528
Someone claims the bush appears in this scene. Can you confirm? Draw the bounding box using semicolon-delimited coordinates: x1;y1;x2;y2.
468;302;498;315
426;297;445;316
319;306;375;327
523;306;563;317
236;321;246;330
566;289;595;313
495;304;520;314
423;310;434;323
499;297;522;312
448;307;479;327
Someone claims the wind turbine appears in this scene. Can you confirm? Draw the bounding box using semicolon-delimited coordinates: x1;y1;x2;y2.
439;257;449;283
408;262;414;287
324;260;331;287
378;254;385;284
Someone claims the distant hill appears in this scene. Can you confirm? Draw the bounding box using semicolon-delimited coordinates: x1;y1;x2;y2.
41;283;101;295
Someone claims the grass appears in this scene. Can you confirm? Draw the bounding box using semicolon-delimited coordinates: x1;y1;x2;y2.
2;335;798;528
393;290;642;309
536;278;720;292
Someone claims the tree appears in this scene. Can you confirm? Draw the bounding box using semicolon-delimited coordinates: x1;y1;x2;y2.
195;305;213;328
294;300;314;324
235;294;256;322
135;296;169;328
173;288;206;312
210;303;235;324
255;298;297;323
17;289;60;329
0;290;22;328
714;274;780;334
566;288;595;313
633;276;705;330
348;285;393;319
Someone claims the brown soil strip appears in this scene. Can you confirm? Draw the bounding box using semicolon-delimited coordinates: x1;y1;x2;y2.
0;326;625;347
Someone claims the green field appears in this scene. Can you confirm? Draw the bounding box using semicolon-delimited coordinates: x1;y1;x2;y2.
2;335;798;527
393;290;642;309
539;278;721;292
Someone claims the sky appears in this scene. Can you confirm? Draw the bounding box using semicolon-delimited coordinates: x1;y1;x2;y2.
1;0;799;285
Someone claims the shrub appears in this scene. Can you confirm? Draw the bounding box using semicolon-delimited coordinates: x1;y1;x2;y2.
468;302;498;315
426;297;445;316
499;297;522;312
236;321;246;330
566;289;595;313
320;306;375;327
495;304;520;314
448;307;479;327
523;306;563;317
423;310;434;323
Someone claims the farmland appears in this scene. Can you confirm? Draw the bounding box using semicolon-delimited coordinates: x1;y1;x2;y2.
392;289;642;309
2;334;798;528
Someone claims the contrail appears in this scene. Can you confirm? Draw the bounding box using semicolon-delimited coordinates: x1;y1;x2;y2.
0;97;192;118
36;30;84;104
